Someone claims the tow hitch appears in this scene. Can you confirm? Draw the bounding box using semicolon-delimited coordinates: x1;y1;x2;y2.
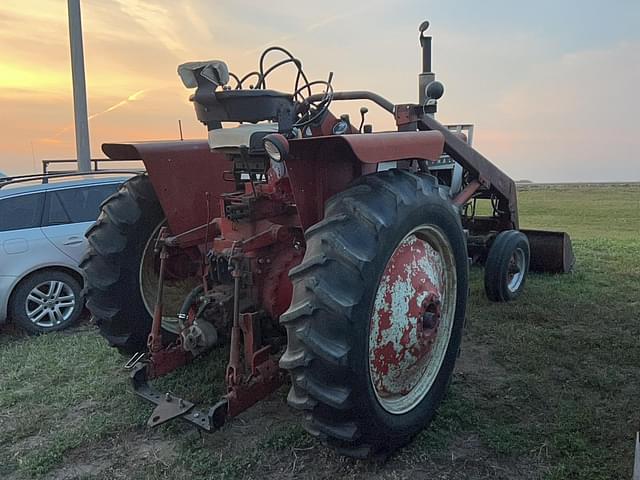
130;362;228;431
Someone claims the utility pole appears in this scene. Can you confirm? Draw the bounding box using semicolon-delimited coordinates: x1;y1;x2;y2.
67;0;91;172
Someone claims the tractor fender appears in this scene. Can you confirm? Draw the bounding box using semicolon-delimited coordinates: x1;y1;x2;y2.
102;140;234;236
284;131;445;230
288;130;445;165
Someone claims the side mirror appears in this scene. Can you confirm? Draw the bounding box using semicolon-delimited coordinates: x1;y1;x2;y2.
425;81;444;101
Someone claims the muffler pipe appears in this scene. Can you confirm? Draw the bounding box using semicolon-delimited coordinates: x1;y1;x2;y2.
418;21;435;105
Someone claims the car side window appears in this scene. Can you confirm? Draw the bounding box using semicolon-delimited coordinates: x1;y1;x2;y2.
45;184;119;225
0;193;45;232
47;192;70;225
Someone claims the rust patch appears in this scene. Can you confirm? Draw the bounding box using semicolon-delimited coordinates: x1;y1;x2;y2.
369;234;446;398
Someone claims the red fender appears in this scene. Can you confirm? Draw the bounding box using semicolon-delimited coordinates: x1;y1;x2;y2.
285;131;445;229
102;140;234;236
289;130;445;164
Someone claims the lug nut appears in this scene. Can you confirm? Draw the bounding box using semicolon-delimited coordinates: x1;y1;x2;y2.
422;312;436;329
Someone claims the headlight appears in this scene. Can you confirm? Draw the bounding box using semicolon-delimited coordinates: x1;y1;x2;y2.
263;134;289;163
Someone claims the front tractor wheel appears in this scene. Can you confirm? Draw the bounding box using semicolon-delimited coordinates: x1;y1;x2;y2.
484;230;530;302
280;169;468;457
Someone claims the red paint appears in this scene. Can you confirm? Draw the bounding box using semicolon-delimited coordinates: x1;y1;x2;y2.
285;132;444;229
102;140;235;236
370;235;445;398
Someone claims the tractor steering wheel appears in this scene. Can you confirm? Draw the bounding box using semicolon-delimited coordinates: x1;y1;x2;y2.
293;80;334;128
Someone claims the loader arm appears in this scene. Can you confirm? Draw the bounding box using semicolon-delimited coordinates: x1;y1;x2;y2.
418;114;518;229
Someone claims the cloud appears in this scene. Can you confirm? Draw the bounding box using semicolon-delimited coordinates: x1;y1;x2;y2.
90;88;149;119
111;0;192;59
39;88;155;144
482;42;640;182
243;6;367;56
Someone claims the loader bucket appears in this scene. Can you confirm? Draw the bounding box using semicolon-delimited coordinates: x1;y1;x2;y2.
521;229;575;273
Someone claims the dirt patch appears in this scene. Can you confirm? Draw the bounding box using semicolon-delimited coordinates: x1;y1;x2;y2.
458;335;507;373
46;431;178;480
238;431;546;480
456;340;510;392
64;399;99;425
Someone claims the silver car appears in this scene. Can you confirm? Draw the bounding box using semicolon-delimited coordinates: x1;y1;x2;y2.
0;176;128;333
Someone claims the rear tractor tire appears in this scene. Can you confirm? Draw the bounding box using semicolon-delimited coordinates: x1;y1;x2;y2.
484;230;530;302
280;169;469;457
80;174;165;354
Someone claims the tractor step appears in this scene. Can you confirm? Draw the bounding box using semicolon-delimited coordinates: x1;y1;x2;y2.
130;362;228;431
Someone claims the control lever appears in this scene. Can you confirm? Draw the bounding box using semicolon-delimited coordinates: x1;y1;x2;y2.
358;107;368;133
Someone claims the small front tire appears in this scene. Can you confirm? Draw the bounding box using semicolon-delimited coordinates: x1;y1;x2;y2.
484;230;530;302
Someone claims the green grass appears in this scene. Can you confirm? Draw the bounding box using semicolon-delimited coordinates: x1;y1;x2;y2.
0;184;638;479
464;185;640;478
518;184;640;240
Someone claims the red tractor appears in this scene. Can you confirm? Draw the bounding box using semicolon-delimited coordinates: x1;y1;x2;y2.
82;22;573;457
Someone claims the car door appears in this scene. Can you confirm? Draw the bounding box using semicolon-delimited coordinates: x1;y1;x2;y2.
41;183;120;262
0;192;49;277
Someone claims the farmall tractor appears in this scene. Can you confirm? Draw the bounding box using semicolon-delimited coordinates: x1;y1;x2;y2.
82;22;573;457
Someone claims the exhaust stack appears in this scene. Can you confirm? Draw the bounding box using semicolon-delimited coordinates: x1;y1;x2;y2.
418;20;435;105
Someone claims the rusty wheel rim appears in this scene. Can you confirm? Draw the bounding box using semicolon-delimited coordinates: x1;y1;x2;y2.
369;225;457;415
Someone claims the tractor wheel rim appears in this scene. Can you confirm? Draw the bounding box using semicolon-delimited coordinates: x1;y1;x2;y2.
369;224;457;415
507;247;526;293
25;281;76;328
139;221;181;335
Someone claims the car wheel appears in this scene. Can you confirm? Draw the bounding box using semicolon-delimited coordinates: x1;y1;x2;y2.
9;270;83;334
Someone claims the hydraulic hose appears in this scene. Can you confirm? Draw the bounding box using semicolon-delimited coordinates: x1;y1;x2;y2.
177;285;205;327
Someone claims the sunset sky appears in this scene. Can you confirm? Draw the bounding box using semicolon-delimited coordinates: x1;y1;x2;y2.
0;1;638;181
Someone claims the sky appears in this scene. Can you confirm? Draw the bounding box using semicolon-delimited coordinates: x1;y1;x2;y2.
0;0;639;181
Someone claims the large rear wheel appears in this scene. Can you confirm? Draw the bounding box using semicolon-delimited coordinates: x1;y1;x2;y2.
81;175;193;354
280;169;468;457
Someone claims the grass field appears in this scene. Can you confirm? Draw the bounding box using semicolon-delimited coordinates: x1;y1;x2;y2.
1;184;639;479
